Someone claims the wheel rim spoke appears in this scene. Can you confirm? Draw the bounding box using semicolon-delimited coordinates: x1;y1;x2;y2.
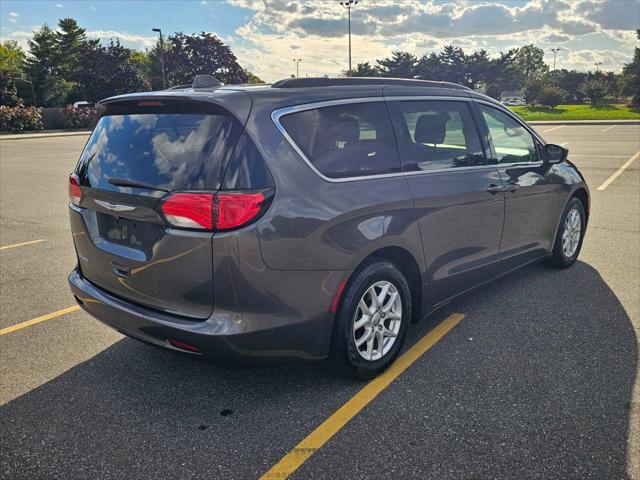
354;314;370;331
352;280;402;362
561;208;581;257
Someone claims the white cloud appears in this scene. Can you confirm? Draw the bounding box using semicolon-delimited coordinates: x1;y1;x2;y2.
201;0;207;4
87;30;157;49
223;0;638;80
55;3;64;8
8;12;19;18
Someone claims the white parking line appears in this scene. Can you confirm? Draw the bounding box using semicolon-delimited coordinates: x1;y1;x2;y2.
601;125;616;133
543;125;566;133
560;142;569;147
570;154;629;158
597;151;639;191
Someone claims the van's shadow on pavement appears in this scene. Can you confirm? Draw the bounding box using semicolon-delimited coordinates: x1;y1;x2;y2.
1;261;637;479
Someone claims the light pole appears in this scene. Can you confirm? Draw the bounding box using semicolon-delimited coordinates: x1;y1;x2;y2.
293;58;302;78
152;28;166;89
550;48;561;71
550;47;561;87
594;62;602;73
340;0;358;76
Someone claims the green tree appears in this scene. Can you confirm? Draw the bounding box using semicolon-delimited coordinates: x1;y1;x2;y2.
55;18;95;77
537;86;565;108
415;46;504;89
245;71;264;84
550;69;588;102
621;29;640;108
377;51;418;78
523;76;548;105
164;32;247;86
0;40;27;106
0;40;26;76
350;62;380;77
26;24;62;105
72;40;149;102
486;84;501;100
579;78;609;105
513;45;549;84
130;50;152;84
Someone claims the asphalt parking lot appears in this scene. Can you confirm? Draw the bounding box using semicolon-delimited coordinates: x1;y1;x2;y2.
1;124;639;479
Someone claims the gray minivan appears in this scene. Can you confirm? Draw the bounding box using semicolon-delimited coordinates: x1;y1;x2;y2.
68;77;589;378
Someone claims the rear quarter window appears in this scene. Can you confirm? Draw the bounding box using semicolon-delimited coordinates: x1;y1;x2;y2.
279;102;401;179
76;112;242;193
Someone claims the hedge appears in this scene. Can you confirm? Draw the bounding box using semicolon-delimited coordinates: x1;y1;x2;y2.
59;105;100;130
0;104;45;133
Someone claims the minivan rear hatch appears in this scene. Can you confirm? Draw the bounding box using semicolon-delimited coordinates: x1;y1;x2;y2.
70;99;243;319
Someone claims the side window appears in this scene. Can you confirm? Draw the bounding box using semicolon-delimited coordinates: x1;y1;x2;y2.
279;102;401;179
479;105;540;164
396;100;487;171
221;131;274;190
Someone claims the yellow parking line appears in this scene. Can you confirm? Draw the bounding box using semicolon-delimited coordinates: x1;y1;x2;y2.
0;305;81;336
597;151;639;191
0;239;45;251
260;312;465;480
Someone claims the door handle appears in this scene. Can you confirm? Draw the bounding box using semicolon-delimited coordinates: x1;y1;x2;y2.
486;184;505;194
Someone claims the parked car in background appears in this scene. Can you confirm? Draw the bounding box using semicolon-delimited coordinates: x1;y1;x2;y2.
72;101;94;109
68;77;589;378
501;90;526;106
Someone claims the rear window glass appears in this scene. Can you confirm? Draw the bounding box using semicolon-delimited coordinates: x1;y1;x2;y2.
279;102;401;179
76;113;241;192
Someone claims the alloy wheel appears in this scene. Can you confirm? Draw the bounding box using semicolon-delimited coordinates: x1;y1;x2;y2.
352;281;402;361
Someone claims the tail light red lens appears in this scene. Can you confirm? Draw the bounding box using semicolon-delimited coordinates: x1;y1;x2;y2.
69;173;82;206
161;193;215;229
160;191;266;231
213;193;264;230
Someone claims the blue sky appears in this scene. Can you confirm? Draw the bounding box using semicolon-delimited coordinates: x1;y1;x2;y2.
1;0;638;81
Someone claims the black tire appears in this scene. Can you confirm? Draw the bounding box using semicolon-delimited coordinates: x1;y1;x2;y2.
545;196;586;269
330;260;411;380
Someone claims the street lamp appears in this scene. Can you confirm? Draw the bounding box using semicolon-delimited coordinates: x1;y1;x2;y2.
293;58;302;78
340;0;358;76
594;62;602;73
550;48;561;71
152;27;166;89
550;47;561;87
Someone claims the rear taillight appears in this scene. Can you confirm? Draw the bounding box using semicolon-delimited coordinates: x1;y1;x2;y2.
160;191;266;231
161;193;215;229
213;193;264;230
69;173;82;206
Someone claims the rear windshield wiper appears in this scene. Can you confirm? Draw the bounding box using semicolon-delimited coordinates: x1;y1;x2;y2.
108;177;169;192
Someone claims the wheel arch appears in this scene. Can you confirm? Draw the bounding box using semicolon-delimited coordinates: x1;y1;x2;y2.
572;187;590;225
343;246;424;324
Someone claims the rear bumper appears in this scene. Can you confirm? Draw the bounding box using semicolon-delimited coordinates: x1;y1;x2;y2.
68;268;333;365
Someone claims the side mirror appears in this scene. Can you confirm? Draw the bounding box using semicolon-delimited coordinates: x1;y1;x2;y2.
543;143;568;164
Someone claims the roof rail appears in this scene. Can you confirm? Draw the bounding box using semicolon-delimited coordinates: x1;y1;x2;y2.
271;77;471;90
166;84;192;91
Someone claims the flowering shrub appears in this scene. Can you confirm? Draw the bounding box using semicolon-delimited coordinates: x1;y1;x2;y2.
0;104;44;133
59;106;100;129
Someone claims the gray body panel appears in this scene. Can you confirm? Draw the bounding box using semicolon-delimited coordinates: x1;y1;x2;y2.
69;80;590;362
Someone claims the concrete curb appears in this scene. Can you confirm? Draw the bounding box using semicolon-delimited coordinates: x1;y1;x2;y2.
528;120;640;126
0;130;91;141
